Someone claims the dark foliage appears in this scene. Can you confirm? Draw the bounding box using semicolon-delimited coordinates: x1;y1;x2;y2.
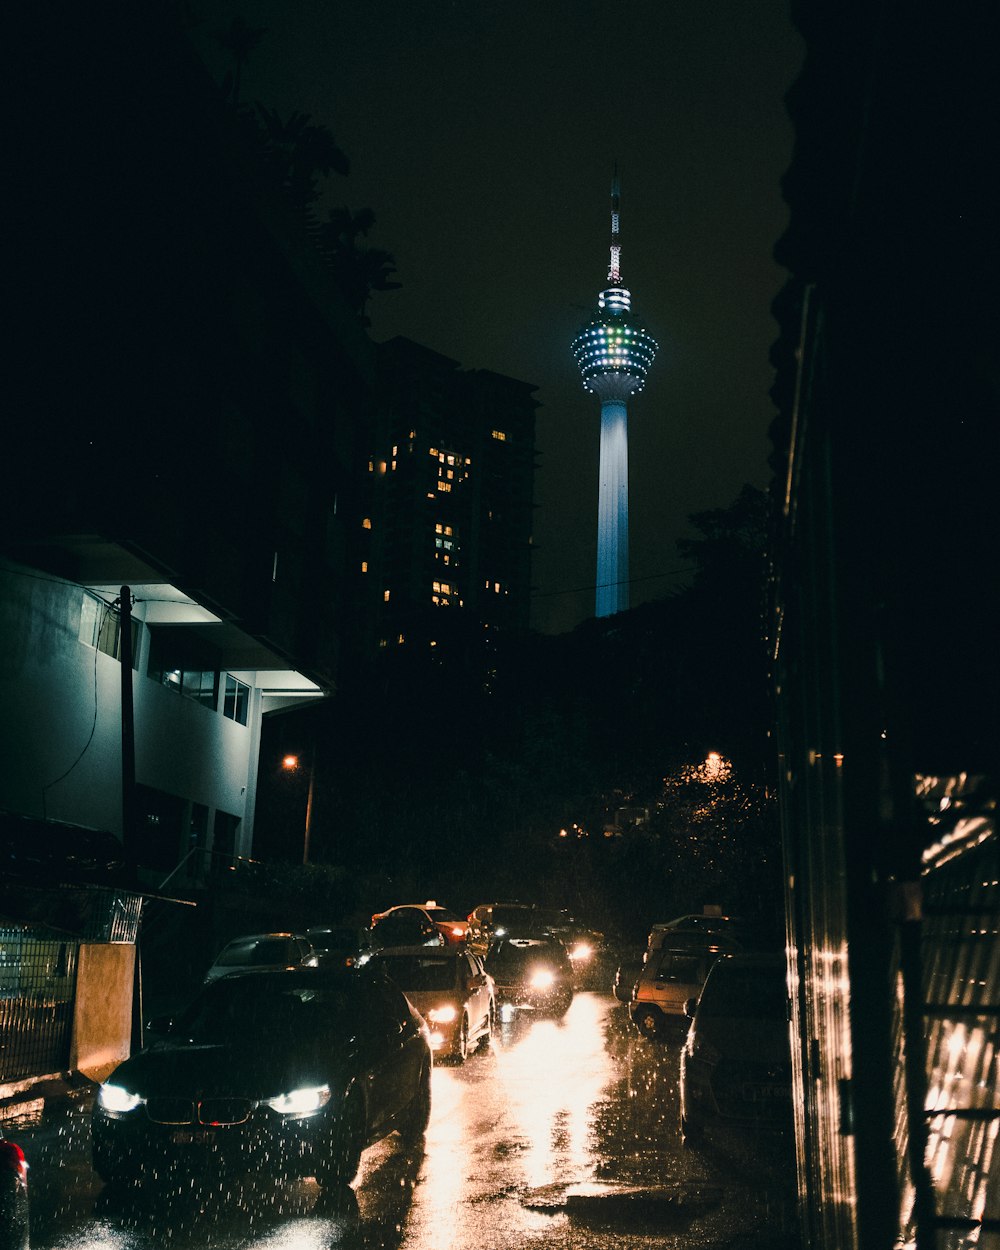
255;487;781;937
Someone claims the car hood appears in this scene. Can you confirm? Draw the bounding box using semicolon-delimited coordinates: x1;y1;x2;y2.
702;1017;790;1062
107;1034;352;1100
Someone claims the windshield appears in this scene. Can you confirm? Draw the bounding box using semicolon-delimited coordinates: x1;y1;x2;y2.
215;938;298;967
698;965;788;1020
488;940;566;971
179;979;353;1043
492;907;534;928
426;907;462;922
375;955;456;991
308;928;358;951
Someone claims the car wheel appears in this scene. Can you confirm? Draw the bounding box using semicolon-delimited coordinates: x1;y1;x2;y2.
316;1090;365;1189
454;1016;469;1063
634;1006;661;1039
476;1004;494;1052
398;1062;432;1143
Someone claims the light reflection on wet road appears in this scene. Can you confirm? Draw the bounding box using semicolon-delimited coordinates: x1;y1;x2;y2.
16;990;799;1250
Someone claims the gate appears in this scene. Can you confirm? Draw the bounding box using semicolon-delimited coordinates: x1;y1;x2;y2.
0;926;79;1084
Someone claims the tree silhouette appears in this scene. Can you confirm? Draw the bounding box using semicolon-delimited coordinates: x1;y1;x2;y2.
253;106;350;211
212;15;267;106
314;206;401;324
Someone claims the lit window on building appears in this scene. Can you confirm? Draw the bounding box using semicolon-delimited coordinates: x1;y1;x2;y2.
368;459;374;472
409;429;416;439
437;481;451;492
383;589;391;602
362;517;372;529
157;668;218;709
397;634;405;645
492;430;509;442
223;674;250;726
391;460;397;470
378;461;387;475
392;445;398;456
378;639;388;649
361;561;368;573
429;447;439;458
494;582;501;593
447;454;455;465
435;523;443;534
447;469;454;480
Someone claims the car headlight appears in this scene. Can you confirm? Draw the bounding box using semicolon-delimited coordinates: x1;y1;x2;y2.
569;942;593;962
529;967;555;990
265;1085;332;1116
427;1004;458;1024
98;1083;144;1114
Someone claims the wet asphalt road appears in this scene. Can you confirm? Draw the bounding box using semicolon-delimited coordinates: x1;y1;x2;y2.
6;987;800;1250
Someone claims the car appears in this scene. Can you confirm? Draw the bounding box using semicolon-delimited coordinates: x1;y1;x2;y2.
467;902;602;966
484;935;573;1017
646;912;749;954
306;924;374;969
203;932;319;984
629;930;742;1038
679;952;792;1145
369;945;495;1062
371;902;467;948
466;901;536;951
92;966;432;1191
528;907;605;966
612;953;646;1003
0;1141;29;1250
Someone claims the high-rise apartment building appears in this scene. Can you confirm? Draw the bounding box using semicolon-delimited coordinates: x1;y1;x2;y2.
359;337;538;655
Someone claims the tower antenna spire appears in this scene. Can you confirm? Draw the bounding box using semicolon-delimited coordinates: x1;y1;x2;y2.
609;163;622;284
571;170;658;619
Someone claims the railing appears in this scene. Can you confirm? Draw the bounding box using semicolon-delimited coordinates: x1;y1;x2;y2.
0;927;78;1084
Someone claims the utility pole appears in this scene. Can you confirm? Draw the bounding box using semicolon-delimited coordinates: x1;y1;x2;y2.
118;585;138;889
303;740;316;865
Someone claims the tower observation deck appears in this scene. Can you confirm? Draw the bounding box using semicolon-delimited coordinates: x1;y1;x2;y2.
571;172;658;618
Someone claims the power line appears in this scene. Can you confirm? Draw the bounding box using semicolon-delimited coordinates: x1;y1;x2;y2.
531;564;695;599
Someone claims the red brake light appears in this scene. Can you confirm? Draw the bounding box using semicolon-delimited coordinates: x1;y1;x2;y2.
0;1141;27;1180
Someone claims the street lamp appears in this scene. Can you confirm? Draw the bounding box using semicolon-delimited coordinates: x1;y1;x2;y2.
281;750;315;865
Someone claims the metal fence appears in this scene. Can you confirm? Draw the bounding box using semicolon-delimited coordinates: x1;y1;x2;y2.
911;802;1000;1248
0;927;79;1084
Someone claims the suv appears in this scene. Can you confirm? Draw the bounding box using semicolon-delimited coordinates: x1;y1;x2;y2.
679;952;792;1144
629;930;741;1038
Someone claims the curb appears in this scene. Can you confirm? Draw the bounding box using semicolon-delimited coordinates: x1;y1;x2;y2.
0;1071;96;1123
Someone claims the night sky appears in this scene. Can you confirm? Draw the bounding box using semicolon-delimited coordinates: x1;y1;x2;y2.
191;1;803;634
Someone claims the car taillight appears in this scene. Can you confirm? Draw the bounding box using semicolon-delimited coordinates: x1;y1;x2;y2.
0;1141;27;1183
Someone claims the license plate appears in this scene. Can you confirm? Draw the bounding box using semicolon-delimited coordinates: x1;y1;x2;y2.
170;1129;216;1145
742;1083;788;1102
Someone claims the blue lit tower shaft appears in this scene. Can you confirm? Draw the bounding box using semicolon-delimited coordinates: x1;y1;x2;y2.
571;172;657;618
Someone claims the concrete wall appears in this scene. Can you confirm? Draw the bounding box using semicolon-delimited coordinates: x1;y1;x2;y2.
0;564;258;863
70;943;136;1082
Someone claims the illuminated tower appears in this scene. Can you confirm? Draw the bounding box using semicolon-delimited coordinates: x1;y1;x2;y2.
571;172;657;617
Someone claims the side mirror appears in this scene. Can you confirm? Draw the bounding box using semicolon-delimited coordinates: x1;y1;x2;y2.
683;998;698;1019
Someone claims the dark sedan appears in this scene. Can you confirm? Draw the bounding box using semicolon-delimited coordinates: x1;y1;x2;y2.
92;967;432;1191
484;935;573;1017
